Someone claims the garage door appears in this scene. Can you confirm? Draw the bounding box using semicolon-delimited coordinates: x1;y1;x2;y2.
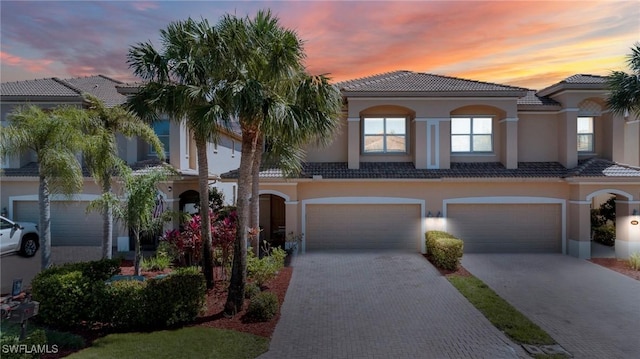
306;204;421;251
14;201;102;246
447;204;561;253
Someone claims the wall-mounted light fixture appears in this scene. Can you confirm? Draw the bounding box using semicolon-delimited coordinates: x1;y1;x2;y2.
1;207;7;217
436;211;442;218
633;209;638;216
427;211;433;218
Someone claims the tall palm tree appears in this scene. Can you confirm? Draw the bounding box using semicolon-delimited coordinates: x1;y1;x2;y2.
0;105;88;269
83;94;165;259
126;18;231;289
210;11;342;314
607;42;640;118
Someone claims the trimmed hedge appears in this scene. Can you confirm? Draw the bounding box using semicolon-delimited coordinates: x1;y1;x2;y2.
425;231;464;271
246;291;278;322
30;260;206;331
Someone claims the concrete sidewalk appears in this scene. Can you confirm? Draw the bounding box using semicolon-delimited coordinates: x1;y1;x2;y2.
260;251;528;359
463;254;640;359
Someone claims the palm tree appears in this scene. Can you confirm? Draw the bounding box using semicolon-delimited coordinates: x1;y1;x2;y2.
607;42;640;118
126;18;231;289
210;11;342;314
0;105;88;269
83;94;165;259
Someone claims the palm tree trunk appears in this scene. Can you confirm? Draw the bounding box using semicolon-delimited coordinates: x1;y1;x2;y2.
250;136;263;256
196;136;215;289
102;177;113;259
134;227;142;276
38;174;52;270
226;125;258;314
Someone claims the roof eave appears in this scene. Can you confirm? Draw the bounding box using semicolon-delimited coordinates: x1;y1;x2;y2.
537;83;606;97
342;90;528;98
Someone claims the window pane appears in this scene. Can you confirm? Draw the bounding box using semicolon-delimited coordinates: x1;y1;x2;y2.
577;134;593;152
386;118;406;135
451;135;470;152
577;117;593;134
451;118;470;134
473;135;492;151
364;135;384;152
364;118;384;135
386;135;406;152
473;118;492;134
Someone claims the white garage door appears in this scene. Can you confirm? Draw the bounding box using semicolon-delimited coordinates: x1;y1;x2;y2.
306;204;422;251
447;204;562;253
14;201;103;246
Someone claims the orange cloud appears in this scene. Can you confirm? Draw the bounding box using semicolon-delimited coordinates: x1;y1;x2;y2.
0;51;55;73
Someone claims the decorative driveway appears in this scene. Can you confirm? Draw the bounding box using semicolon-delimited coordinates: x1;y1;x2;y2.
259;251;528;359
463;254;640;359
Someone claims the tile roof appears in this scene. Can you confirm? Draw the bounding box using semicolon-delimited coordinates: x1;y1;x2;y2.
338;70;529;97
562;74;608;84
1;77;81;97
537;74;609;97
220;159;640;180
517;90;561;108
64;75;126;107
1;75;127;108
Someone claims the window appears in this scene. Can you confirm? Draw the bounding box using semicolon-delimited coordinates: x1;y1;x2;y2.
150;118;170;156
577;116;594;152
363;117;407;153
451;117;493;152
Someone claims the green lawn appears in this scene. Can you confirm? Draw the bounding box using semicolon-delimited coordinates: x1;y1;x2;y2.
65;326;269;359
448;274;555;345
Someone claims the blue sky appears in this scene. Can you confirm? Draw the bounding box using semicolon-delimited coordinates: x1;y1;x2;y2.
1;0;638;89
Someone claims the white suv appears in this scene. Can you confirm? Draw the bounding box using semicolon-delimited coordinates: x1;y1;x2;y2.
0;216;40;257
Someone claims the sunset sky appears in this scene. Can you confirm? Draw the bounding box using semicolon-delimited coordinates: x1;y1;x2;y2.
1;1;638;90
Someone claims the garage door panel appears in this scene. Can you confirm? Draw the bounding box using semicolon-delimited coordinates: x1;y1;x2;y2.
447;204;561;253
14;201;102;246
306;204;421;251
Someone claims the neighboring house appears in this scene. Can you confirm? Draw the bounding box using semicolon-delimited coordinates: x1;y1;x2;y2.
224;71;640;259
0;75;240;263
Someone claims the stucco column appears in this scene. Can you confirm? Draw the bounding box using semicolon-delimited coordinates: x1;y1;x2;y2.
169;120;188;170
413;119;428;169
501;118;518;169
559;109;578;169
624;118;640;167
568;201;591;259
284;201;299;237
610;113;626;163
615;200;640;259
347;117;360;169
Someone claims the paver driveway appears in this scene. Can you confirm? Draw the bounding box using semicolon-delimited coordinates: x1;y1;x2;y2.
463;254;640;359
259;251;528;359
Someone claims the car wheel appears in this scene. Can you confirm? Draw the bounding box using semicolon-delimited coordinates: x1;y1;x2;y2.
20;235;38;257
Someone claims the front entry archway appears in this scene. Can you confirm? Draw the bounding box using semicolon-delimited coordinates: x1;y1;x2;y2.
259;194;286;248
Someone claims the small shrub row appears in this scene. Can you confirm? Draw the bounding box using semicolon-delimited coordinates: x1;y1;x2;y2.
246;291;278;322
31;260;206;331
592;224;615;246
247;247;286;287
425;231;464;271
629;252;640;271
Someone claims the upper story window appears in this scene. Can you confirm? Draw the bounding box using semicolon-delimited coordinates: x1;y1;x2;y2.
363;117;407;153
577;116;594;152
451;117;493;153
150;118;170;156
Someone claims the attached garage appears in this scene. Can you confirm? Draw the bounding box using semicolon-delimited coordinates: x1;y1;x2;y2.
446;203;563;253
13;201;103;246
305;203;422;251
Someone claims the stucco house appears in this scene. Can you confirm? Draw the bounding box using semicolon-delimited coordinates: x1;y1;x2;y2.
0;75;241;263
231;71;640;259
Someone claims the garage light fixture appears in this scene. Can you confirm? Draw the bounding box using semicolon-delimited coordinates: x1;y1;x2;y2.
436;211;442;218
633;209;638;216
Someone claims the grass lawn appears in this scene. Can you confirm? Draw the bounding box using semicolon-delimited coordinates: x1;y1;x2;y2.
448;274;555;345
65;326;269;359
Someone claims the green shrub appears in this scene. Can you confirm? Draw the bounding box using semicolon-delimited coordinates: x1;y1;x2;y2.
30;270;90;328
102;280;147;330
246;291;278;322
245;283;261;299
44;328;85;350
141;254;172;271
247;248;286;287
629;252;640;271
0;328;47;359
425;231;464;271
593;225;615;246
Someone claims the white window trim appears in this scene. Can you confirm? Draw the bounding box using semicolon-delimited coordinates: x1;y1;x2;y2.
577;116;595;153
362;116;408;154
450;116;494;153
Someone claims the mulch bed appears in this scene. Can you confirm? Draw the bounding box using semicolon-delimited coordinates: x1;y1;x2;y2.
41;262;293;358
589;258;640;281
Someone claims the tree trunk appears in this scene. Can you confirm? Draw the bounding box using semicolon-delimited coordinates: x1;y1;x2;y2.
250;136;263;256
102;177;113;259
226;126;258;315
38;174;52;270
134;227;142;276
196;136;215;289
